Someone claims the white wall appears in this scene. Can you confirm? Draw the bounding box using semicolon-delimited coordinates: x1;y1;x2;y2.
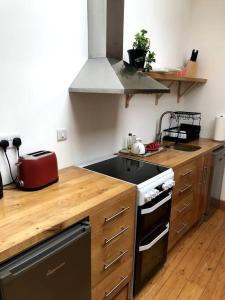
0;0;88;183
183;0;225;199
0;0;192;184
124;0;192;69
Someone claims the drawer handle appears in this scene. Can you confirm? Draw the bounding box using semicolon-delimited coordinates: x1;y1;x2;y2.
105;275;128;299
176;202;192;213
179;184;192;194
105;207;130;223
104;226;129;245
181;169;192;177
175;223;188;235
104;250;128;270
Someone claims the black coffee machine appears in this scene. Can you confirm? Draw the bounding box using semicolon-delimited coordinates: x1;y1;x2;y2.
0;171;3;199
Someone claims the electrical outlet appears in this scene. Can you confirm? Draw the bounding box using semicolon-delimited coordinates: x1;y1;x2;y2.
0;133;21;149
57;129;67;142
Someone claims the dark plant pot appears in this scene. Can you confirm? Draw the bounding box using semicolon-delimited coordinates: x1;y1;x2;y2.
127;49;147;69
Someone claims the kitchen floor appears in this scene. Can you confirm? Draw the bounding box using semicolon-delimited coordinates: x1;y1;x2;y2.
135;209;225;300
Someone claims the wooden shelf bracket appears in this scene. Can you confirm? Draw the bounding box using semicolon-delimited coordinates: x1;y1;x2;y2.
124;73;206;107
144;72;207;105
125;94;133;108
177;81;199;103
155;81;175;105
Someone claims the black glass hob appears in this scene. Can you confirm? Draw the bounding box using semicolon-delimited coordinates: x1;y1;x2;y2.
84;156;168;185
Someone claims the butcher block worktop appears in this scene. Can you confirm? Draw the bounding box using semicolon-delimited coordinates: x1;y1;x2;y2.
127;139;222;168
0;139;222;265
0;167;135;263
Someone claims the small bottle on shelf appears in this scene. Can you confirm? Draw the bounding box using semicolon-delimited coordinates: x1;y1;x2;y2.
127;133;133;150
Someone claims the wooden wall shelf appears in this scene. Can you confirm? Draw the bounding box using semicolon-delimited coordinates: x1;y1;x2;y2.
145;72;208;105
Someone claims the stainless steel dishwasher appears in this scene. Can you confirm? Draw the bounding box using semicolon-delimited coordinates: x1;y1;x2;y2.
205;146;225;219
0;220;91;300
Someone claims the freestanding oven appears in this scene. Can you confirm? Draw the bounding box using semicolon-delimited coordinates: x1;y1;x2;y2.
83;155;174;296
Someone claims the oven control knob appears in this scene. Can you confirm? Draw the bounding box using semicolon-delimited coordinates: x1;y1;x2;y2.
144;193;150;202
152;189;160;198
145;189;159;202
162;180;175;190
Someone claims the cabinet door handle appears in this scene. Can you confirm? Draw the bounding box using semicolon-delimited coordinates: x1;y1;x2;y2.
104;207;130;223
104;250;128;270
104;226;129;245
176;202;192;213
181;169;192;177
175;223;188;235
179;184;192;194
105;275;128;299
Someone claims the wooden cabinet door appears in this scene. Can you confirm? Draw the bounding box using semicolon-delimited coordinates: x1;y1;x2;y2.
195;152;213;221
202;152;213;214
193;155;204;223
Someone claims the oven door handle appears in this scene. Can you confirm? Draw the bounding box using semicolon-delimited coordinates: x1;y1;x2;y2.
139;223;169;252
141;192;172;215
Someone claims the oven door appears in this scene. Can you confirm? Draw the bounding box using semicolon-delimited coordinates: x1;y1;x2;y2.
134;223;169;295
137;189;172;242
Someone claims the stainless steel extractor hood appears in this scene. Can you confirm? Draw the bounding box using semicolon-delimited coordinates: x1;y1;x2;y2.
69;0;169;95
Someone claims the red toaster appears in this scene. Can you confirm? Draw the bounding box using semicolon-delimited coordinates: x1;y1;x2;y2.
18;151;59;190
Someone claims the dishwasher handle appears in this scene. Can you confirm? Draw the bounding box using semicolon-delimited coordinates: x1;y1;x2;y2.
0;221;90;281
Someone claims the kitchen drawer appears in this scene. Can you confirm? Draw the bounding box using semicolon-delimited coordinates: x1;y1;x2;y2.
92;259;132;300
91;190;135;237
173;160;197;197
171;192;194;221
113;284;130;300
168;208;195;250
90;191;135;288
92;228;133;287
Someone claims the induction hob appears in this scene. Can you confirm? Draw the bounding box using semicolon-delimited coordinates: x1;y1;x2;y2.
83;156;168;185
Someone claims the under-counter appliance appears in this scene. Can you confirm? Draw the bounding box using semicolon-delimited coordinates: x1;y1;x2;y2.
0;220;91;300
18;151;59;190
83;156;174;295
205;146;225;219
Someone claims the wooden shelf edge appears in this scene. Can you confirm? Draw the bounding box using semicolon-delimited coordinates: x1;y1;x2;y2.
145;72;207;84
124;72;208;107
144;72;208;105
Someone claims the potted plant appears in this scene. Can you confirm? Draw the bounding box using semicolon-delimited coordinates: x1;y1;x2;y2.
144;50;156;72
127;29;156;70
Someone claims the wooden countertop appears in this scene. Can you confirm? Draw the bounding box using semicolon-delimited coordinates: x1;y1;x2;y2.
122;139;223;169
0;167;134;263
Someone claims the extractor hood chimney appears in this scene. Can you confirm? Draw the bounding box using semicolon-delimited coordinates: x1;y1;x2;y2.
69;0;169;96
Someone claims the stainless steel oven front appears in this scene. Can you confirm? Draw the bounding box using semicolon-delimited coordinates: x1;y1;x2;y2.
134;188;172;295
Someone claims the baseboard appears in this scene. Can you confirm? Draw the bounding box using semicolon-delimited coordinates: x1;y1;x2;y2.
220;200;225;210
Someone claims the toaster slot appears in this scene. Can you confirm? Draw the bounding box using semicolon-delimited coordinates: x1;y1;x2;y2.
27;151;51;157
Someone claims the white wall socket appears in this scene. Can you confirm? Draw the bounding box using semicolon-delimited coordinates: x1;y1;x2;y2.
57;129;67;142
0;133;21;149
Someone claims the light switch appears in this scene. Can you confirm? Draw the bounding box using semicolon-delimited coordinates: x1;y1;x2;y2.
57;129;67;142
